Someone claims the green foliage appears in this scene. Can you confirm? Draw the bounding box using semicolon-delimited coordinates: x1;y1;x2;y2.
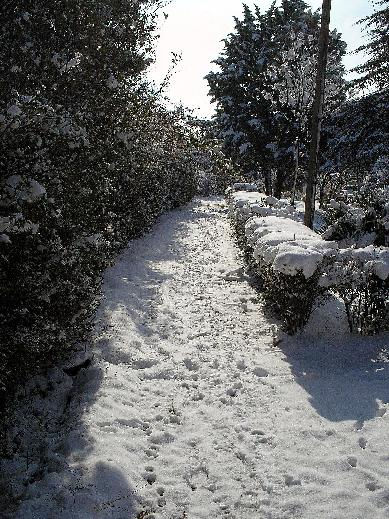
330;255;389;335
259;265;328;335
352;0;389;91
322;157;388;248
0;0;214;428
319;89;389;207
206;0;347;197
228;192;329;334
191;120;239;195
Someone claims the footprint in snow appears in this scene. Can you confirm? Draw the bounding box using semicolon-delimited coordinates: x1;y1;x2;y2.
251;429;266;436
132;358;159;370
347;456;358;468
285;475;302;487
366;481;380;492
145;445;159;458
149;431;175;445
354;419;364;431
227;382;243;397
143;465;157;485
236;360;246;371
192;392;205;401
168;414;181;424
251;429;271;444
183;358;200;372
359;437;368;449
253;366;269;378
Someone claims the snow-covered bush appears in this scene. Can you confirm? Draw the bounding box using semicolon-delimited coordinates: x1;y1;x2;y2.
323;247;389;335
321;165;389;335
260;265;330;334
245;216;337;333
228;189;337;333
322;200;365;244
227;191;268;263
323;182;388;248
228;192;302;254
0;0;204;446
319;90;388;208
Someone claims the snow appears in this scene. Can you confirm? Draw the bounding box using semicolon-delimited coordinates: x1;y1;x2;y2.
0;216;10;232
228;191;337;278
227;183;259;194
229;190;301;222
0;233;11;244
2;198;389;519
264;195;279;207
5;176;46;201
245;216;338;278
229;190;266;208
28;179;46;199
339;246;389;281
106;74;119;89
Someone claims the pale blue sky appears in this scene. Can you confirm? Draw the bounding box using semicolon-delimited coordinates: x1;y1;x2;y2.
149;0;375;117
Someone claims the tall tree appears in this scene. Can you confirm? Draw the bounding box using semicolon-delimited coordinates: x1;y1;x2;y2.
206;0;346;198
352;0;389;91
304;0;332;228
319;89;389;206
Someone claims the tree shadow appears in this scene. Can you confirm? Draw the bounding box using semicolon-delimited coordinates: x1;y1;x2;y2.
61;461;141;519
279;297;389;424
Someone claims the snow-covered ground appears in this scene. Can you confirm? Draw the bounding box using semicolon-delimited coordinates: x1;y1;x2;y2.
4;198;389;519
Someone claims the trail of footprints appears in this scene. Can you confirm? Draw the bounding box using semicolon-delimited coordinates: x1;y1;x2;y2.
97;348;276;516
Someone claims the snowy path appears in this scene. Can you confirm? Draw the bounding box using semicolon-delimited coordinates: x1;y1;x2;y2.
18;198;389;519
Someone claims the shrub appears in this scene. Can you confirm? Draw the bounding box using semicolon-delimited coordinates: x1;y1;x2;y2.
259;264;329;334
0;1;207;444
227;189;338;334
327;248;389;335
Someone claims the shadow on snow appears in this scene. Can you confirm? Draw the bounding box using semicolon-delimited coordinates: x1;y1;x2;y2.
280;297;389;424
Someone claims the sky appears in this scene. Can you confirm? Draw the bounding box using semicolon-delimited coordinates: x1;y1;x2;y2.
149;0;375;118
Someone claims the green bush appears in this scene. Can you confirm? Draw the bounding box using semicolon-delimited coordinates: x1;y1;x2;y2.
0;1;205;442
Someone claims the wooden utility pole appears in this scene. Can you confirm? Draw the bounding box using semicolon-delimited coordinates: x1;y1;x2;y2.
304;0;332;228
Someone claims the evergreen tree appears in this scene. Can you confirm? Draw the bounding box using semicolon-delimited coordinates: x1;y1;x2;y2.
206;0;347;197
319;89;389;206
352;0;389;91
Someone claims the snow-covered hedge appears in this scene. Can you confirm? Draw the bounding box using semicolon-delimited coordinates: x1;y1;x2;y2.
228;191;335;333
0;0;212;445
227;190;267;259
227;190;302;261
323;198;389;248
322;247;389;335
245;216;338;278
228;188;389;335
321;182;389;334
246;216;337;333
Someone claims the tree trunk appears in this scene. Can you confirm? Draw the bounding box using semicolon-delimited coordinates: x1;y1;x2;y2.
291;137;300;206
304;0;332;228
264;167;272;196
274;169;285;199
